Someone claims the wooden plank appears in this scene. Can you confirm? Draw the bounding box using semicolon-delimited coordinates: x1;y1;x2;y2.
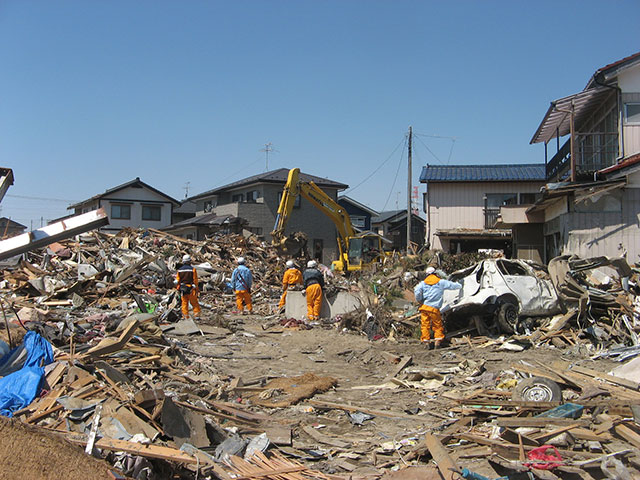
423;433;463;480
614;423;640;449
457;399;560;409
570;427;613;442
45;362;67;389
569;364;640;391
65;434;200;463
510;363;568;386
308;399;419;420
86;319;140;357
497;417;589;428
302;425;350;449
384;355;412;381
532;424;580;443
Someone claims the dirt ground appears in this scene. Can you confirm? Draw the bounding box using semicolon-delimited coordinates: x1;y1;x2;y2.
0;415;119;480
178;310;623;478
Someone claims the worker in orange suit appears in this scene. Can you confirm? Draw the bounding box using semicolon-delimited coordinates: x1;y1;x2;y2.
278;260;303;310
176;254;201;320
303;260;324;320
413;266;461;349
231;257;253;314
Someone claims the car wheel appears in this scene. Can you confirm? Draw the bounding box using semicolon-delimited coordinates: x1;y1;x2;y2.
512;376;562;402
497;303;519;333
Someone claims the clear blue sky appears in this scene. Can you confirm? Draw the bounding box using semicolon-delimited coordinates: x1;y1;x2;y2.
1;1;638;228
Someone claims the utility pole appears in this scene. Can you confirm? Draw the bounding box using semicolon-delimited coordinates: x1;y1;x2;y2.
407;126;413;254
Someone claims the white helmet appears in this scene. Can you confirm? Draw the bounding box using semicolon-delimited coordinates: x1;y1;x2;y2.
425;266;435;275
182;254;192;263
307;260;317;268
286;260;294;268
237;257;246;265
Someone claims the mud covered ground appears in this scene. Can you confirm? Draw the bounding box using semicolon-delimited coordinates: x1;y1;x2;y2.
177;311;623;478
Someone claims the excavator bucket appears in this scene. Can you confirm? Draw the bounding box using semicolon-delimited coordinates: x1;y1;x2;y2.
273;232;309;258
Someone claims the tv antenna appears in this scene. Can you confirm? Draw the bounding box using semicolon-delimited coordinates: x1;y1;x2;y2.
183;182;191;199
260;142;278;171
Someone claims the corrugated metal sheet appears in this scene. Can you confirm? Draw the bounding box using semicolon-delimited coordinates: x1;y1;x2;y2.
530;87;614;145
420;164;546;182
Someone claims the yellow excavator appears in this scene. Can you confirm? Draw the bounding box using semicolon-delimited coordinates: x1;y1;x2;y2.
271;168;384;272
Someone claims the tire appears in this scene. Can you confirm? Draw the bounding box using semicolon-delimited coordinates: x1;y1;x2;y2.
497;303;519;333
512;376;562;402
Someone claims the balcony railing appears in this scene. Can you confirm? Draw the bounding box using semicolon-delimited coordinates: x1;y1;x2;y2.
546;133;618;181
484;208;500;229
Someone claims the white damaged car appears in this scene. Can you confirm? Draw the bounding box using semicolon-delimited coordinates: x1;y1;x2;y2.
441;258;562;334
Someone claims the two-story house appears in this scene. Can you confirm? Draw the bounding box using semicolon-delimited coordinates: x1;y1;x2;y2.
371;210;426;251
420;164;546;260
187;168;348;264
514;51;640;262
337;195;378;231
68;178;179;232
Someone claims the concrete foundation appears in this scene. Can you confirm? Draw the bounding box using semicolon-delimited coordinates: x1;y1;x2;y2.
284;291;362;320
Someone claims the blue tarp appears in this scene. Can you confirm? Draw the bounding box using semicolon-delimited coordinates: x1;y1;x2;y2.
0;331;54;416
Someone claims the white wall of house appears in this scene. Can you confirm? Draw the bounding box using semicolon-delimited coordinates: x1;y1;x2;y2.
100;185;174;231
427;181;544;249
557;187;639;261
619;64;640;159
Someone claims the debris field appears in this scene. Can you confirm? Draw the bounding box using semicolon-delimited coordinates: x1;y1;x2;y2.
2;228;640;480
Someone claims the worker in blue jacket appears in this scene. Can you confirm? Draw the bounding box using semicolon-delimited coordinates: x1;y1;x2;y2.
414;267;461;349
231;257;253;314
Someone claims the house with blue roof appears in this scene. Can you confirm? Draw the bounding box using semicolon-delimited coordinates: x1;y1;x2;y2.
420;164;546;261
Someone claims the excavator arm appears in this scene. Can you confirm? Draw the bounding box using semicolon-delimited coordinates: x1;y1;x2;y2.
272;168;356;243
272;168;383;271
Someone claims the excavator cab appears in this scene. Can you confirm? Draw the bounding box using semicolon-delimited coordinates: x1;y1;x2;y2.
344;235;382;271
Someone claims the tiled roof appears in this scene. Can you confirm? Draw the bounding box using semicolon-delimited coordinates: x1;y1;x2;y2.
190;168;348;200
69;178;179;209
419;164;546;182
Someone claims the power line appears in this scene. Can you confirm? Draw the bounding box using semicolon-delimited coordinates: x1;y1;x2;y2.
413;132;457;164
414;134;443;163
342;135;406;195
381;137;408;212
6;194;79;202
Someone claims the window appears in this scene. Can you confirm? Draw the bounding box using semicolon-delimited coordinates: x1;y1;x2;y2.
142;205;161;221
111;204;131;219
519;193;539;205
485;193;517;208
246;190;258;203
278;192;301;208
204;200;214;212
625;103;640;124
351;215;366;228
232;193;244;203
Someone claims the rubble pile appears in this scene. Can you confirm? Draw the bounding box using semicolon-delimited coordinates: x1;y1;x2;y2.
0;228;308;322
2;228;640;478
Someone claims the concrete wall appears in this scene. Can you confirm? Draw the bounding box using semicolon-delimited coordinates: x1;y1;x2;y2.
284;291;362;320
427;181;545;249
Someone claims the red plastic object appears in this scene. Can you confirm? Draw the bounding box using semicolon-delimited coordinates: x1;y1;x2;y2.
525;445;564;470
